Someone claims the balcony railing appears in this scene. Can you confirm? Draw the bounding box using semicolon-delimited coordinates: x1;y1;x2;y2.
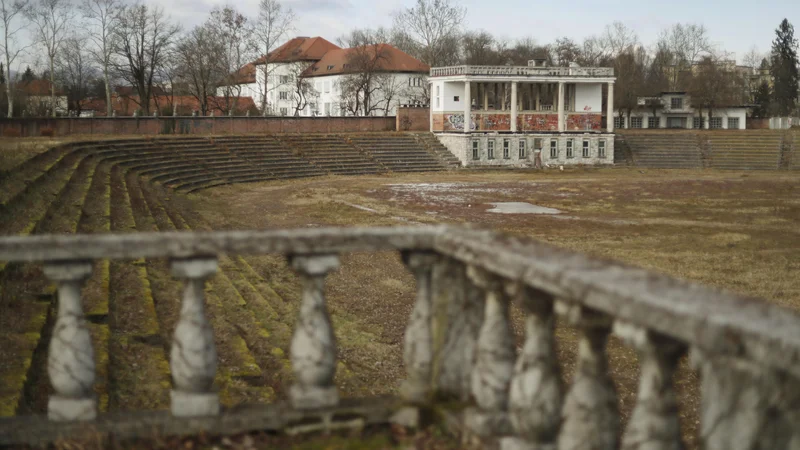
1;226;798;447
430;65;615;78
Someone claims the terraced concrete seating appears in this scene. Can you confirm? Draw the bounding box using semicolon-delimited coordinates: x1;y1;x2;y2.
706;131;782;170
616;131;703;169
408;132;462;169
278;134;383;175
349;134;447;172
789;131;799;170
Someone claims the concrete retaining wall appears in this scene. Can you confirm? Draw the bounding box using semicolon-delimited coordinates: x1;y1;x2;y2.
0;116;396;137
435;132;615;167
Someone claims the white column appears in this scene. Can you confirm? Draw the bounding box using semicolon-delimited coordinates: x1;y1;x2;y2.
557;82;565;132
170;257;220;417
482;83;488;110
289;254;340;409
44;262;96;421
535;84;541;111
400;251;438;402
463;81;472;134
607;82;615;132
511;82;518;132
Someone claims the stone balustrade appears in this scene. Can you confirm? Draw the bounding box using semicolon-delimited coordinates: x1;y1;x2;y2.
430;65;615;78
1;226;799;448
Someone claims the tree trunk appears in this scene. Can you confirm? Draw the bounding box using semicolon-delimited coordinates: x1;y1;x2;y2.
104;66;112;117
50;54;56;117
4;69;12;118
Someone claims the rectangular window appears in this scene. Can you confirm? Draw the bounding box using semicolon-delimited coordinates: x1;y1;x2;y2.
693;117;704;129
630;117;643;129
550;140;558;159
566;140;574;158
324;81;331;93
710;117;723;129
671;97;683;109
324;103;331;116
280;75;290;84
582;140;590;158
488;140;495;160
614;116;624;129
598;140;606;158
519;140;526;159
472;140;479;160
727;117;740;129
647;116;659;129
533;138;543;150
279;107;288;116
279;91;289;100
503;139;510;159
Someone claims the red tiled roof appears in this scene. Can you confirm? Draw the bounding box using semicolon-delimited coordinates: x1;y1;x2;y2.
303;44;429;78
253;36;340;65
223;63;257;85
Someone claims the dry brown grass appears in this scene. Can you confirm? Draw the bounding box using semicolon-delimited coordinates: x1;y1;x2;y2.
190;167;800;448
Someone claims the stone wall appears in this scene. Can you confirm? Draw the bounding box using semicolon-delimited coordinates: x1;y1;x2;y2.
396;106;430;131
0;116;396;137
434;133;615;167
432;113;603;132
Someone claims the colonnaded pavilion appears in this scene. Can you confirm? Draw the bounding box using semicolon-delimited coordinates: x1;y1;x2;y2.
429;59;616;167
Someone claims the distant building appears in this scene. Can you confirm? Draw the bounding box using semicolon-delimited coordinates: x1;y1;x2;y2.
219;36;429;117
428;59;616;167
614;92;748;130
302;44;428;117
13;80;68;115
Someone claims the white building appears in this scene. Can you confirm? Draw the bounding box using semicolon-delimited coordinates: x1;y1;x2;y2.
302;44;428;117
429;60;616;167
219;37;428;117
614;92;748;130
218;36;339;116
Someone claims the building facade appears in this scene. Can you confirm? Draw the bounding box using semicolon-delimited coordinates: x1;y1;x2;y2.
614;92;748;130
220;37;428;117
429;61;616;167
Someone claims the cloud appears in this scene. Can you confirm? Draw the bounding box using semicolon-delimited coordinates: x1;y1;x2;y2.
283;0;353;12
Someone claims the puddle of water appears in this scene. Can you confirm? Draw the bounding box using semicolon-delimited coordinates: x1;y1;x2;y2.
487;202;562;215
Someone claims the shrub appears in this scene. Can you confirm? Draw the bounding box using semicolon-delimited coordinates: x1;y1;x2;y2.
2;129;21;138
40;128;55;137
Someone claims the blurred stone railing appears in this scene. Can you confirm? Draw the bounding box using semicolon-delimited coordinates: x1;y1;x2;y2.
1;226;799;449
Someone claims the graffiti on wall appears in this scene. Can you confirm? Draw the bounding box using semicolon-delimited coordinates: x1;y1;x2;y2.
566;113;601;131
478;113;512;131
443;113;478;131
517;114;559;131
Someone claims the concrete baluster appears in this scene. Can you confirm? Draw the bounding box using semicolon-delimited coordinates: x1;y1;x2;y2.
400;251;439;402
615;321;685;450
170;257;219;417
693;349;800;450
502;285;562;450
464;266;515;437
431;258;483;400
289;254;340;409
557;303;619;450
44;261;96;421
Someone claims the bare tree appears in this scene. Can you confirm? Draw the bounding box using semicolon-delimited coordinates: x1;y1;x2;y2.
600;22;639;58
392;0;465;67
284;60;313;116
56;34;96;114
27;0;73;117
614;46;648;125
338;43;391;116
81;0;120;116
252;0;293;115
208;6;253;113
1;0;29;117
112;2;179;114
658;23;712;90
688;52;743;124
175;25;223;115
551;37;580;66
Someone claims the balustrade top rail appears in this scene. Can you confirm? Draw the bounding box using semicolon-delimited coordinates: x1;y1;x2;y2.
430;65;615;78
1;225;798;377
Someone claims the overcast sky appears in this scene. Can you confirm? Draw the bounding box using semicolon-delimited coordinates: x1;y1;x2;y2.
15;0;800;69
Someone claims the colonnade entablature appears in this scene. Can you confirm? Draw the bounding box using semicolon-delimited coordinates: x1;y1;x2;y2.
429;65;616;134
